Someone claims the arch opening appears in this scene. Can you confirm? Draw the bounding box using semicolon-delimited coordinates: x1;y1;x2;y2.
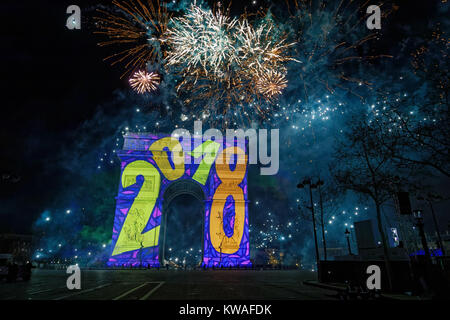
160;180;205;267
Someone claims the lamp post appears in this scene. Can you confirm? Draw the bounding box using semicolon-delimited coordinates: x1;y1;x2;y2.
344;228;352;255
413;209;432;265
316;179;327;260
297;179;320;274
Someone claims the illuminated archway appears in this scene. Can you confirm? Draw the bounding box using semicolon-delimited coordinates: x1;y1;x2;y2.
107;133;251;267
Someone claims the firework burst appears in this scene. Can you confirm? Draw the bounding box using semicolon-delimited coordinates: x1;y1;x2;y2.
129;70;160;94
94;0;169;78
255;70;288;98
235;19;297;77
164;4;296;124
166;4;239;77
92;0;393;127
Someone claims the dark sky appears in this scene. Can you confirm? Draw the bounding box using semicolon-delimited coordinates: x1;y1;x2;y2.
0;0;444;233
2;1;123;232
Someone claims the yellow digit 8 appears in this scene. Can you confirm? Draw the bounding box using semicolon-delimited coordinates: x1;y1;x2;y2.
210;147;247;254
149;137;185;181
112;160;161;256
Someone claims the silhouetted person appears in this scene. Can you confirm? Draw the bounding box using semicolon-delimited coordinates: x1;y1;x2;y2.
8;263;18;282
23;262;32;281
6;262;13;282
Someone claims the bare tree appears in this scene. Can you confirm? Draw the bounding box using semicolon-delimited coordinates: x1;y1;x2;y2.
374;29;449;178
330;116;408;290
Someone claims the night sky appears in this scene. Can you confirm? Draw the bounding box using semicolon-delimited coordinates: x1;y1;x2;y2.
2;1;122;232
1;0;448;265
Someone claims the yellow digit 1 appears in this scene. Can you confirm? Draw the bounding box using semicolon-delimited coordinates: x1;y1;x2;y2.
112;160;161;256
190;140;221;185
149;137;184;180
210;147;247;254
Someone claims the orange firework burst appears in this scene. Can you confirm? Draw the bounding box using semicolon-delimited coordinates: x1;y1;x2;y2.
94;0;169;78
255;71;288;99
129;70;160;94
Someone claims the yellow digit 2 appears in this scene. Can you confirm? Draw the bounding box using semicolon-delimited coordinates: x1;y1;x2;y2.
210;147;247;254
112;160;161;256
149;137;184;180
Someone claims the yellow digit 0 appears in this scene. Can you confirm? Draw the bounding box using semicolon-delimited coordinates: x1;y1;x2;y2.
149;137;184;180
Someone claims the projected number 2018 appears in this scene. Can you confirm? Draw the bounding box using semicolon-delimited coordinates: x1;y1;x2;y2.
111;137;247;258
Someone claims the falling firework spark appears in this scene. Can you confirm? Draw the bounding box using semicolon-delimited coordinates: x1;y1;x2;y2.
94;0;169;78
286;0;394;102
129;70;160;93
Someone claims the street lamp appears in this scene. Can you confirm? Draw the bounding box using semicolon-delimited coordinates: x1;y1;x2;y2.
297;179;320;275
344;228;352;255
316;179;327;260
413;209;432;265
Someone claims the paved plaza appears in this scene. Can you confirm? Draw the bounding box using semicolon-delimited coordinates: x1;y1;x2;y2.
0;269;338;300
